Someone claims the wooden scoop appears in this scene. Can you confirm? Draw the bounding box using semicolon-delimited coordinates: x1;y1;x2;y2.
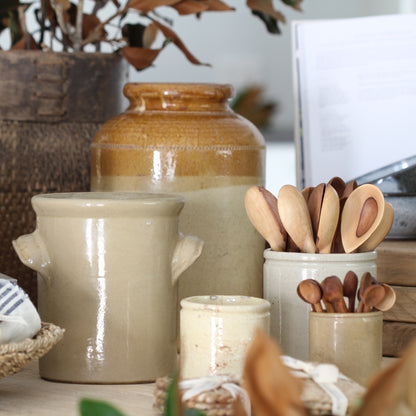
357;272;374;302
358;284;386;313
341;184;385;253
297;279;324;312
343;270;358;312
374;283;396;312
316;184;340;253
321;275;348;313
307;183;325;240
328;176;346;198
301;186;314;203
245;186;287;251
277;185;316;254
342;179;358;199
358;202;394;252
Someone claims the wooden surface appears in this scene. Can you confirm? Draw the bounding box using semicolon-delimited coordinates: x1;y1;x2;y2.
0;361;157;416
377;240;416;286
377;240;416;356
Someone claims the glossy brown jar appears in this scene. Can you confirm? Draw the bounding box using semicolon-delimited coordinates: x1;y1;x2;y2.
91;83;266;300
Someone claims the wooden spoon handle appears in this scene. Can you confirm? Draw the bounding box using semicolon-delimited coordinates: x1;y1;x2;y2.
334;298;348;313
356;299;364;313
313;302;324;313
322;298;335;313
348;295;355;313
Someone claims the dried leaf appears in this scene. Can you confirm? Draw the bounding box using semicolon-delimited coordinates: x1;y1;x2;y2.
152;19;209;66
120;46;163;70
251;9;280;34
127;0;181;13
243;329;306;416
171;0;208;15
82;13;105;40
172;0;233;14
10;35;40;50
281;0;303;11
122;22;158;48
247;0;286;23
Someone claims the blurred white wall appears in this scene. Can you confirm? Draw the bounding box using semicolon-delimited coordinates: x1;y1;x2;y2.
131;0;404;136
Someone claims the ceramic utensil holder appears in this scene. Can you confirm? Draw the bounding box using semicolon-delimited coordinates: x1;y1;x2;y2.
179;295;270;379
13;192;203;383
309;311;383;386
263;249;377;360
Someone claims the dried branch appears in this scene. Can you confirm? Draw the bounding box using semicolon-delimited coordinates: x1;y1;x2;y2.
73;0;84;51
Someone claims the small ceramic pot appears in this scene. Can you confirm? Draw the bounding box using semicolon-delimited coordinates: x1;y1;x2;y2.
309;311;383;386
13;192;203;383
263;249;377;360
180;295;270;379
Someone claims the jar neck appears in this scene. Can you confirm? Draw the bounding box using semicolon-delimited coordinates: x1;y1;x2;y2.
123;83;234;112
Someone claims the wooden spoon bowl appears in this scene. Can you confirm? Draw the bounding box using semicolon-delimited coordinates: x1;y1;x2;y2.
360;284;386;313
245;186;287;251
341;184;385;253
297;279;324;312
321;275;348;313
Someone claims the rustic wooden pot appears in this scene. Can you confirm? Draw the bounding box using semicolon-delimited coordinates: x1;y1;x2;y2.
0;50;128;303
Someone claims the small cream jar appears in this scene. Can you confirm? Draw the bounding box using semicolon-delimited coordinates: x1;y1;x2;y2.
180;295;270;379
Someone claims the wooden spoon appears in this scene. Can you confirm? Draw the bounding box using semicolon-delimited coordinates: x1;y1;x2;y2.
328;176;346;198
341;184;385;253
374;283;396;312
358;284;386;313
343;270;358;312
321;275;348;313
307;183;325;240
358;202;394;252
245;186;287;251
357;272;374;302
301;186;314;203
277;185;316;254
316;183;340;253
297;279;324;312
342;179;358;199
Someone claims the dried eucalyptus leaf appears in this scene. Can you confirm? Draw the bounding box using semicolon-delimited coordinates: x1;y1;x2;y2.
127;0;181;13
251;10;281;34
120;45;163;70
247;0;286;23
172;0;208;15
152;19;209;66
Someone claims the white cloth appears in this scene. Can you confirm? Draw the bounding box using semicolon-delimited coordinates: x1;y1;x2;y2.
0;279;41;344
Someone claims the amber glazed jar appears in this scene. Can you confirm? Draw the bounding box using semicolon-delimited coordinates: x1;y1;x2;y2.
91;83;265;300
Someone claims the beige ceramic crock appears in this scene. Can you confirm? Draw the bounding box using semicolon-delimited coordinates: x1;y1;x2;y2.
263;249;377;361
309;311;383;386
13;192;203;383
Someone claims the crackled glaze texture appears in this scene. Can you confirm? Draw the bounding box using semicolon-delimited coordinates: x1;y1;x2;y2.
13;192;203;383
179;295;270;379
91;83;266;303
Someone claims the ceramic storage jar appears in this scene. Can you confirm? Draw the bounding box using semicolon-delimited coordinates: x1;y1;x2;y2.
91;83;266;302
263;249;377;360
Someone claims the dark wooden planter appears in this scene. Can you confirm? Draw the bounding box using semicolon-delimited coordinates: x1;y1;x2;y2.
0;51;129;303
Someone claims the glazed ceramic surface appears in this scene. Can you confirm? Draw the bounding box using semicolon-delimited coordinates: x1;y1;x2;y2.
263;249;377;360
91;83;266;304
13;192;203;383
309;311;383;386
179;295;270;379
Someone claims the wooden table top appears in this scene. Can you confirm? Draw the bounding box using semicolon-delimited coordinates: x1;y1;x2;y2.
0;361;158;416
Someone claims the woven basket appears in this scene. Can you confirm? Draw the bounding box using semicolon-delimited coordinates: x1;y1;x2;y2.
0;322;65;379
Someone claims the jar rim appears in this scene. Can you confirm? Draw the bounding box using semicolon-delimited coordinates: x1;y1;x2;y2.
123;82;234;100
